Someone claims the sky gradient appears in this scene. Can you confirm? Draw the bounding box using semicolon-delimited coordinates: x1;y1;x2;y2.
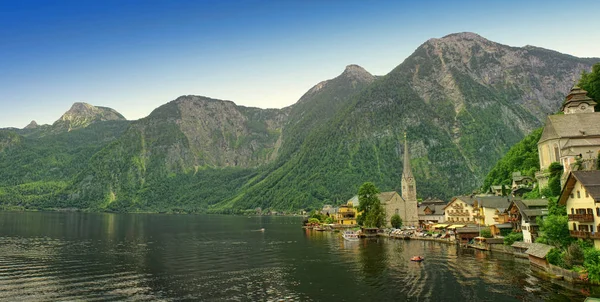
1;0;600;128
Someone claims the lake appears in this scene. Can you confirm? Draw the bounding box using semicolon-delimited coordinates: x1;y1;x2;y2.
0;211;595;301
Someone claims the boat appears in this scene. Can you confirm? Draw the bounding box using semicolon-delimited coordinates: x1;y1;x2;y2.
410;256;424;262
342;231;360;241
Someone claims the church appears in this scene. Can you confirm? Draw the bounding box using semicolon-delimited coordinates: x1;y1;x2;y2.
536;86;600;188
377;134;419;227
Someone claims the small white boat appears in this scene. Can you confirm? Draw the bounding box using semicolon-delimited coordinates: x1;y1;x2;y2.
342;231;359;241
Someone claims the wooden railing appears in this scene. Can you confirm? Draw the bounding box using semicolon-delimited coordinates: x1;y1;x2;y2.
570;230;590;238
568;214;594;222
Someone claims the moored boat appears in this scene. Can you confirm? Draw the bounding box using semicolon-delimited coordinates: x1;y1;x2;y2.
342;231;359;241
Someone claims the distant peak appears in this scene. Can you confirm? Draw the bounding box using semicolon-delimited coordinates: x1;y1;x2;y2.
441;32;485;40
340;64;374;82
427;32;490;45
68;102;94;112
24;120;38;129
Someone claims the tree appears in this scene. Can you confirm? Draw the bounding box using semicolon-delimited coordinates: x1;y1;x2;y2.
578;63;600;112
546;162;563;197
480;227;492;238
391;214;403;229
536;214;574;248
357;182;385;228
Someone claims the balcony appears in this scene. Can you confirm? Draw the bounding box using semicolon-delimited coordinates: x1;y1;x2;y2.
568;214;594;223
570;230;590;239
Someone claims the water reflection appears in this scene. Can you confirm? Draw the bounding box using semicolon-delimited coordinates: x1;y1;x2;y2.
0;212;597;301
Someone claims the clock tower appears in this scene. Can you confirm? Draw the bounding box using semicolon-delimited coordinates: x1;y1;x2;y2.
401;133;419;226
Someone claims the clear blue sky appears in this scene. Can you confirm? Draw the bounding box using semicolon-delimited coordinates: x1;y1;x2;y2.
1;0;599;128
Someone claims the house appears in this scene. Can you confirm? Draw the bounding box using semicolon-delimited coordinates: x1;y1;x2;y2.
444;195;511;226
558;170;600;249
321;205;338;217
525;243;554;269
489;185;505;196
455;226;480;245
417;198;446;227
512;241;532;256
336;200;359;225
536;86;600;189
507;199;548;243
490;223;513;236
511;171;534;196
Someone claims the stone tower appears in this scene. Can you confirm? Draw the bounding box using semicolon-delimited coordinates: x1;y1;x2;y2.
401;133;419;226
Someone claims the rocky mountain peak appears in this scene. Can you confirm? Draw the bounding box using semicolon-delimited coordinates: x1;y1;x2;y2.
24;120;38;129
341;64;374;82
53;102;126;132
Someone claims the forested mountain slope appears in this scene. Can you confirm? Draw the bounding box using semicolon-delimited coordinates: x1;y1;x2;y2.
1;32;598;212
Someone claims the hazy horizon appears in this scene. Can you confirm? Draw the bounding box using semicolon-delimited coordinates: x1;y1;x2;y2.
2;0;600;128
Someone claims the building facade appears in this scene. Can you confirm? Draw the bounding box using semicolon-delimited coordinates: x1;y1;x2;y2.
401;133;419;227
536;87;600;189
559;170;600;249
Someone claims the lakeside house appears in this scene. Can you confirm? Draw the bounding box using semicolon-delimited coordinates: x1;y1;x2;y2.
536;86;600;189
418;198;447;228
507;199;548;243
559;170;600;249
444;195;511;226
337;200;359;225
525;243;554;269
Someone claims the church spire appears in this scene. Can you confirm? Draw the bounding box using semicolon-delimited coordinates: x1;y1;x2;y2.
402;132;413;179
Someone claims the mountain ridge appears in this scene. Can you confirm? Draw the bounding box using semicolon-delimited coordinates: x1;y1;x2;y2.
1;32;599;213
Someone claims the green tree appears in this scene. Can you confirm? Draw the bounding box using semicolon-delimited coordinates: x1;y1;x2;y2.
547;162;563;197
578;63;600;112
536;214;574;248
357;182;385;228
480;227;493;238
391;214;403;229
503;232;523;245
584;248;600;283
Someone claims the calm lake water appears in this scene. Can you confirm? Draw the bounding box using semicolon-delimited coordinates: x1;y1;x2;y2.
0;212;596;301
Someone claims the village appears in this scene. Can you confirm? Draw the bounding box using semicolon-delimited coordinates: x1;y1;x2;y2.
303;86;600;284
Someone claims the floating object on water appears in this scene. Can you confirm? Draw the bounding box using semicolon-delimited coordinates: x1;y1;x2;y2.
342;231;359;241
410;256;424;262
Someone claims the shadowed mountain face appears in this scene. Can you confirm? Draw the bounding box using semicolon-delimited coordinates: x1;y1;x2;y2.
0;32;598;212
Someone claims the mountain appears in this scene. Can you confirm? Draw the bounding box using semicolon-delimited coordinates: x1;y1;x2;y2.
24;120;38;129
215;32;597;211
0;104;129;209
1;32;598;213
53;102;126;132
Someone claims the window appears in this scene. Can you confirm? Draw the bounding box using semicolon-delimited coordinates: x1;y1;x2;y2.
571;208;575;214
554;145;560;161
573;223;577;230
571;193;575;198
577;191;581;198
589;209;594;215
597;208;600;217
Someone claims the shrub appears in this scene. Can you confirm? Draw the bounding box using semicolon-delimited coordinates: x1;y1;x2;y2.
547;248;565;267
391;214;403;229
480;227;493;238
503;232;523;245
584;248;600;283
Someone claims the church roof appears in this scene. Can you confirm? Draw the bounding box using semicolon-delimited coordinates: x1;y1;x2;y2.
378;191;401;203
539;113;600;143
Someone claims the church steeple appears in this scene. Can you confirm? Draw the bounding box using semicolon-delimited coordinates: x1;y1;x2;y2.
561;86;597;114
402;132;413;180
401;132;418;226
